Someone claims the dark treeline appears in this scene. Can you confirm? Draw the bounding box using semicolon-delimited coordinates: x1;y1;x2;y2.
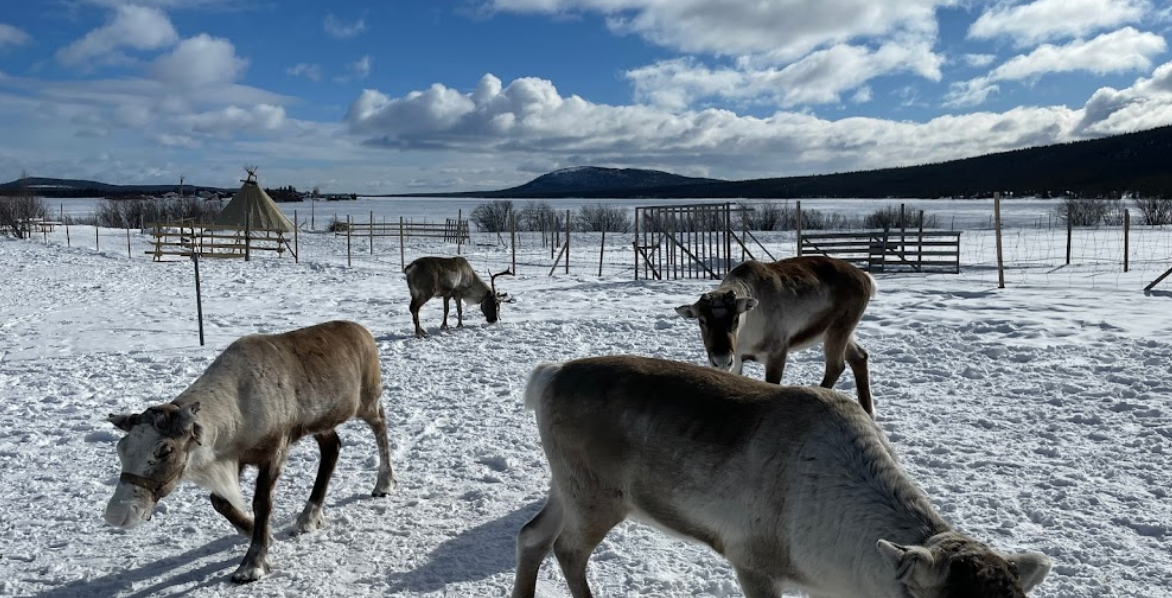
427;125;1172;200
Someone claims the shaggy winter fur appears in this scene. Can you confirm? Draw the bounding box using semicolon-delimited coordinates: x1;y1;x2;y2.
512;356;1050;598
676;256;878;417
403;256;511;338
105;320;395;583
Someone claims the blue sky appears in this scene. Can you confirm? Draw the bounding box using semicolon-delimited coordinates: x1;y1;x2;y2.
1;0;1171;193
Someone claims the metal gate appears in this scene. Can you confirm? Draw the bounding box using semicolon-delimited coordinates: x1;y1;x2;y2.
633;203;743;280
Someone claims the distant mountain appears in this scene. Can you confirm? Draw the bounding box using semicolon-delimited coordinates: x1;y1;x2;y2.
409;125;1172;200
0;177;232;199
496;166;720;195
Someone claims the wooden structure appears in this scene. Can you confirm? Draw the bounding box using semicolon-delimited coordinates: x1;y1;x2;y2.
633;203;772;280
799;230;961;274
146;222;292;262
335;217;469;243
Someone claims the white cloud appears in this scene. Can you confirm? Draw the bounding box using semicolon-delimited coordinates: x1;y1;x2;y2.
963;54;996;68
343;67;1172;182
150;34;248;88
489;0;954;61
177;104;287;136
57;5;178;68
336;55;373;83
0;23;31;49
969;0;1151;46
324;14;367;39
627;39;943;109
945;28;1167;107
287;63;323;81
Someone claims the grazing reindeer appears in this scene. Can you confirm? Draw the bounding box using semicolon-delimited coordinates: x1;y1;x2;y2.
676;255;877;417
104;321;395;583
513;356;1051;598
404;256;513;338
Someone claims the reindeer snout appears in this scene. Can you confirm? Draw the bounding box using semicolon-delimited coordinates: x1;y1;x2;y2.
708;354;735;371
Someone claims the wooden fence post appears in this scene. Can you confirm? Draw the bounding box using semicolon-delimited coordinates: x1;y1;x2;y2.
1124;209;1131;273
65;221;70;247
633;209;640;281
346;214;352;268
369;210;375;255
511;211;517;274
795;200;802;257
994;192;1005;289
95;225;99;252
293;209;300;264
457;209;463;255
565;209;571;274
245;212;252;262
399;216;405;270
126;227;131;259
598;227;606;276
1065;212;1073;266
193;252;205;347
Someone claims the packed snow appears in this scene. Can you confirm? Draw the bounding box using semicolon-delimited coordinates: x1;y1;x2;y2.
1;197;1170;598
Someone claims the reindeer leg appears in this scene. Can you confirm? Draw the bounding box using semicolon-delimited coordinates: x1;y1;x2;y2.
552;491;626;598
732;566;782;598
364;403;396;496
455;294;464;327
764;350;788;384
211;461;252;534
295;431;340;533
512;487;565;598
846;338;874;419
410;296;428;338
820;330;850;390
231;451;286;583
441;297;451;330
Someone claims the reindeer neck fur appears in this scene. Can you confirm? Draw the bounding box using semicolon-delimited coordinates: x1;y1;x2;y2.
785;411;951;597
461;274;492;304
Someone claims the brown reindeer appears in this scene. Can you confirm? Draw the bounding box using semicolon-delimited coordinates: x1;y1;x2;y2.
676;255;877;417
513;356;1051;598
404;256;512;338
104;320;395;583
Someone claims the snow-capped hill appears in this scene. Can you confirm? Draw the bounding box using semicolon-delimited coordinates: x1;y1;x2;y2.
501;166;720;196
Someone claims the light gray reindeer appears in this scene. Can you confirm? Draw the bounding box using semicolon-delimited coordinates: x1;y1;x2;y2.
676;255;877;417
513;355;1051;598
104;320;395;583
404;256;512;338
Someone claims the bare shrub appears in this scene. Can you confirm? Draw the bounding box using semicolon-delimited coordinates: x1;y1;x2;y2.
471;199;514;233
863;206;939;230
575;203;632;233
0;172;47;238
1133;196;1172;225
1056;197;1110;227
94;197;223;228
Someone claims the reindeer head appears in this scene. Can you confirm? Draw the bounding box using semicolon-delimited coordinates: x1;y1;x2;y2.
482;268;515;323
104;402;203;529
675;289;758;371
877;534;1051;598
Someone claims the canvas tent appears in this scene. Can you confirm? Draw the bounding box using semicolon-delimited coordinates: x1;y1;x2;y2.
214;170;295;233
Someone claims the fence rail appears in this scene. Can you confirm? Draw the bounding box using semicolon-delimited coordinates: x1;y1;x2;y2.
800;230;962;274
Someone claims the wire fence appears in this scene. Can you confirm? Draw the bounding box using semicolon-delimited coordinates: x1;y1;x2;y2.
10;203;1172;291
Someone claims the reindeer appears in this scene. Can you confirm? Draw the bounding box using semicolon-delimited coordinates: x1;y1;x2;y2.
513;355;1051;598
404;256;513;338
676;255;877;417
103;320;395;583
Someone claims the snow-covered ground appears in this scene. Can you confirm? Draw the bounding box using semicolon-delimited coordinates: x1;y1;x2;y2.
1;202;1171;597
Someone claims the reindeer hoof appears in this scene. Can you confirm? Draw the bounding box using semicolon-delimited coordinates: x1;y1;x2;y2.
373;476;397;497
230;561;271;583
414;330;427;339
295;509;327;534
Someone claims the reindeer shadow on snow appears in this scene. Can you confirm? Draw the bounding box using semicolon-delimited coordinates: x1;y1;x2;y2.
384;501;544;594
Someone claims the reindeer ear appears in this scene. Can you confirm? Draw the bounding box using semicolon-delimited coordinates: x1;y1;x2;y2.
190;422;204;446
1005;552;1052;591
675;305;699;319
877;540;936;584
175;403;201;433
108;413;137;432
735;298;759;313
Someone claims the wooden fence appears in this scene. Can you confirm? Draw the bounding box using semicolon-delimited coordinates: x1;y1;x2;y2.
799;230;961;273
146;222;293;262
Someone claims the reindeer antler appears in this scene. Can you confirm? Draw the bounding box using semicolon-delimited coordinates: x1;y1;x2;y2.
490;268;514;295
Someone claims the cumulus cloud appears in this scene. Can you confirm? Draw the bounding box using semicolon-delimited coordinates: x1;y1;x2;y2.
627;39;943;109
488;0;952;61
336;72;1113;179
150;34;248;88
969;0;1150;47
287;63;323;81
324;14;367;39
1077;61;1172;134
0;23;31;49
945;28;1167;107
57;5;178;67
